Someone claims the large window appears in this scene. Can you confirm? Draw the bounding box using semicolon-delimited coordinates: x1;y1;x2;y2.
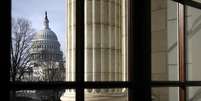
9;0;201;101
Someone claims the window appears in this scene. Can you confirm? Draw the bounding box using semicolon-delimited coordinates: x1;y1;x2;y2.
8;0;201;101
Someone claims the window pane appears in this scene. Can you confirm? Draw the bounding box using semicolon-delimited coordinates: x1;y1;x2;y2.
65;0;128;82
187;87;201;101
11;0;66;81
186;6;201;81
151;0;179;81
10;89;68;101
152;87;179;101
85;88;128;101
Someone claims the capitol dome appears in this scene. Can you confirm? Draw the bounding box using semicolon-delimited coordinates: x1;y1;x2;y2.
33;28;58;41
30;11;63;62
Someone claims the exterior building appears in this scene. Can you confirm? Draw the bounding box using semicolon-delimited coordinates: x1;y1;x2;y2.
30;12;65;81
29;12;65;101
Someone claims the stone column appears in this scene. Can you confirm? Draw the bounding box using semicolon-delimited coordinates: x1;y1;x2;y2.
122;0;128;82
61;0;127;101
92;0;101;93
85;0;93;93
100;0;109;93
64;0;76;95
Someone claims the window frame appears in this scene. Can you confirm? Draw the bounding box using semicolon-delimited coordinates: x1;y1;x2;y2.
8;0;201;101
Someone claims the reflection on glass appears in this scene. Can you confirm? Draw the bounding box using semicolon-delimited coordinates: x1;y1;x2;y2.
10;89;67;101
188;87;201;101
186;6;201;81
85;88;128;101
152;87;179;101
151;0;178;81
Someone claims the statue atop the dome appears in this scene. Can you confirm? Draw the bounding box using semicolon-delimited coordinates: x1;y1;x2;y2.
44;11;49;29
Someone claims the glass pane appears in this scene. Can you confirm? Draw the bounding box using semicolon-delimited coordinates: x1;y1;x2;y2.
152;87;179;101
151;0;179;81
11;0;66;81
187;87;201;101
186;6;201;81
65;0;128;82
85;88;128;101
10;89;68;101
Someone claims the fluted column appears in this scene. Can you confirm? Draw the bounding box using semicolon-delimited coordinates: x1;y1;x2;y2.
92;0;101;93
71;0;76;83
85;0;93;93
114;0;120;92
66;0;76;94
108;0;116;86
100;0;109;82
61;0;127;101
67;0;71;83
122;0;128;82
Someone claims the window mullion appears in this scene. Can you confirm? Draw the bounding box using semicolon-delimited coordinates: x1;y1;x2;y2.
75;0;85;101
178;3;186;101
128;0;151;101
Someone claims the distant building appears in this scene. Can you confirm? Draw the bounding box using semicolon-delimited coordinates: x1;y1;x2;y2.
30;11;65;81
21;12;66;101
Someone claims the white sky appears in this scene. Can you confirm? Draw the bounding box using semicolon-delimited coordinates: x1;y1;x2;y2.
12;0;66;56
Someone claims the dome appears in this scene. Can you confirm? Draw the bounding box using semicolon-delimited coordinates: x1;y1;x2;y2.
30;11;63;62
33;11;58;41
33;28;58;41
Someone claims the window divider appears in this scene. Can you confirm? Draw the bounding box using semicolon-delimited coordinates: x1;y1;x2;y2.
178;3;186;101
75;0;85;101
128;0;151;101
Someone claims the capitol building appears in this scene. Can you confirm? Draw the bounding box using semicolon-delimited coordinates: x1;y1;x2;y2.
30;12;65;81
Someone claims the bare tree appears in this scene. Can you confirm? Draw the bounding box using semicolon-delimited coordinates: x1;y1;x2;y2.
40;61;65;81
34;60;65;101
10;17;35;82
32;49;65;81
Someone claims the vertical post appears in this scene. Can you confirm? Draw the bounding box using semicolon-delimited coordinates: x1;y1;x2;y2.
178;3;186;101
76;0;84;101
4;0;11;101
128;0;151;101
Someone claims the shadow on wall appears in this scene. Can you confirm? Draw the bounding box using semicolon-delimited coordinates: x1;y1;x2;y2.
189;88;201;101
187;14;201;39
167;13;201;52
